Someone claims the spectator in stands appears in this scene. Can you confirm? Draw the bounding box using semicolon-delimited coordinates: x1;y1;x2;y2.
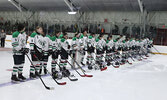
0;29;6;47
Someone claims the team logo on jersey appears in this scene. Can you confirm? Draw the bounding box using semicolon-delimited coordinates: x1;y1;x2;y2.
42;41;47;48
20;38;26;46
38;40;46;48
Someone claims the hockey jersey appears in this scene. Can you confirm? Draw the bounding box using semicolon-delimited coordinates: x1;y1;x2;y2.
43;34;52;51
51;36;61;52
11;31;27;55
30;32;44;53
106;39;114;50
60;38;70;51
87;36;96;48
71;37;80;50
80;34;88;50
96;38;105;51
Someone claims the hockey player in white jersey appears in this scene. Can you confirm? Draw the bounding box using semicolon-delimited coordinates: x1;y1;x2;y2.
29;26;45;79
95;34;107;71
11;24;29;82
105;35;115;66
51;32;62;79
144;37;153;56
80;30;88;65
59;33;72;77
71;33;80;68
86;33;96;70
39;33;52;75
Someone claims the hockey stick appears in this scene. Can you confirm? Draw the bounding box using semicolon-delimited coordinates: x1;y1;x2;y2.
112;52;121;64
57;60;78;81
33;54;66;85
87;51;108;71
136;50;147;60
126;51;135;61
139;47;150;57
121;51;133;65
78;50;99;69
31;45;77;81
65;58;86;77
68;54;93;77
61;48;93;77
25;54;54;90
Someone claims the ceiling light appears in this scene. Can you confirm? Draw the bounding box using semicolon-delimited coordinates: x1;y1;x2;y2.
68;11;77;15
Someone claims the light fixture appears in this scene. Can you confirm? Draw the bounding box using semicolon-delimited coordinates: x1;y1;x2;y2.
64;0;78;15
68;11;77;15
8;0;22;12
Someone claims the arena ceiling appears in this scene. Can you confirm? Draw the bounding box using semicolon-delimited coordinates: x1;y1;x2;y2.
0;0;166;11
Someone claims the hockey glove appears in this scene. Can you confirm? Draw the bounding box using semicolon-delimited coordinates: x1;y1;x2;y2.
48;49;53;55
21;48;29;54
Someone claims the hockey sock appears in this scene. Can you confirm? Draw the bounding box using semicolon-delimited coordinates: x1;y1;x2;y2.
18;64;24;74
12;65;19;75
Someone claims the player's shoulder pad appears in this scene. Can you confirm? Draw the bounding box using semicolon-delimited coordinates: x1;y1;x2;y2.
114;40;117;42
79;34;84;39
61;38;65;42
46;34;51;39
106;40;109;44
72;37;77;41
12;31;20;38
51;36;56;41
96;38;100;42
30;32;37;38
89;36;93;39
59;34;63;39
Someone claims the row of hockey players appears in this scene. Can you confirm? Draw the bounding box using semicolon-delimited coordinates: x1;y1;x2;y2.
11;24;153;82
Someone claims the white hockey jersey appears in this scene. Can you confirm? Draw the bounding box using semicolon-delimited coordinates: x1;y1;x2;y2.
51;36;61;52
96;38;105;51
30;32;44;52
42;35;52;51
106;39;114;50
71;37;80;50
60;38;70;51
11;31;27;55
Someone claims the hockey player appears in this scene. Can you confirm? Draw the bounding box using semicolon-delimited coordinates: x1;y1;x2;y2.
112;37;122;67
71;33;80;68
59;33;71;77
105;35;114;66
29;26;45;79
95;34;107;71
11;24;29;82
144;37;153;56
134;38;143;61
80;30;88;65
128;37;135;58
39;33;52;75
51;31;62;79
120;39;130;64
86;33;96;70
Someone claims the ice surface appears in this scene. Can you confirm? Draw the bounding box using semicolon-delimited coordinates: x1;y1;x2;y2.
0;41;167;100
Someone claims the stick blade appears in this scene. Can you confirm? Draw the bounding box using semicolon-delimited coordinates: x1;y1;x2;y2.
58;82;67;85
46;87;54;90
114;66;119;68
81;75;86;77
101;67;107;71
85;74;93;77
70;78;78;81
